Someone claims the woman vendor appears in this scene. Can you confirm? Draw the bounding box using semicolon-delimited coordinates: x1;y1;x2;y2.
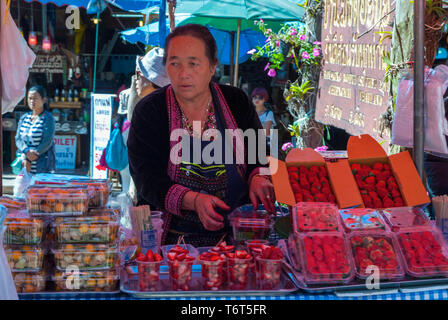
127;24;275;246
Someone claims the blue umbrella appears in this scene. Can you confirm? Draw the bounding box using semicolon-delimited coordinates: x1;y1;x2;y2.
24;0;160;11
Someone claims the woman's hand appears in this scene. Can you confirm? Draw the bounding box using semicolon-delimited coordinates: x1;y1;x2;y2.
22;160;31;173
194;193;229;231
26;150;39;161
249;175;276;214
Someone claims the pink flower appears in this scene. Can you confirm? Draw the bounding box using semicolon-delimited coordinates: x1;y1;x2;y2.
264;62;270;71
289;28;297;36
315;146;328;152
265;36;271;43
267;28;272;33
302;52;310;59
312;48;321;57
276;40;280;47
299;34;306;41
313;41;322;45
247;48;256;55
282;142;294;152
260;18;264;23
267;69;277;77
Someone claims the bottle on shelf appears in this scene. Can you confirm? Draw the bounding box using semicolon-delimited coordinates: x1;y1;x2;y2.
68;89;73;103
73;89;79;102
61;89;66;102
54;88;60;102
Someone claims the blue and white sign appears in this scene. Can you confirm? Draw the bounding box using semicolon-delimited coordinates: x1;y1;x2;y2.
54;135;77;169
90;93;114;179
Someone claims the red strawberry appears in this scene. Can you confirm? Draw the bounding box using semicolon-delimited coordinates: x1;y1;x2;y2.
177;253;186;261
376;188;389;198
145;249;154;261
289;172;299;180
391;189;401;198
327;194;337;203
287;166;298;173
376;180;386;189
351;163;362;172
295;193;304;202
373;163;384;171
383;163;391;171
136;252;146;262
365;176;376;185
235;250;249;259
154;253;163;262
167;252;177;261
314;193;327;202
291;184;302;193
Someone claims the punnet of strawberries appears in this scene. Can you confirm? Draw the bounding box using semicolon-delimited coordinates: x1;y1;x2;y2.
302;234;352;283
350;234;402;279
167;245;196;291
398;230;448;276
226;249;253;290
199;251;226;290
351;162;404;209
287;165;337;204
294;202;340;232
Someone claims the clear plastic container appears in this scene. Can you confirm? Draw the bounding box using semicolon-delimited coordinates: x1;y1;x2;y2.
255;256;283;290
199;253;226;290
227;255;253;290
54;216;119;244
0;196;26;210
298;232;355;285
52;244;119;271
26;185;89;216
53;269;119;292
5;245;44;272
339;208;386;233
12;272;46;293
4;215;44;245
168;259;194;291
293;202;340;233
397;227;448;278
161;244;199;261
245;239;269;257
348;231;405;280
70;179;111;208
287;233;301;271
137;260;162;291
228;207;274;241
381;207;430;232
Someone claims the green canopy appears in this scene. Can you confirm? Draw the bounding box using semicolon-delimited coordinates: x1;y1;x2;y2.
178;0;304;85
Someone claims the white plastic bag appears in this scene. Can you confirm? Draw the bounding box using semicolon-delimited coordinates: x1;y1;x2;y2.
392;66;448;156
0;206;19;300
1;0;36;114
13;167;32;199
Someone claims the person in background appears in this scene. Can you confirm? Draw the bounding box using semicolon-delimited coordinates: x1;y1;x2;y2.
15;86;56;174
251;87;276;139
118;48;171;200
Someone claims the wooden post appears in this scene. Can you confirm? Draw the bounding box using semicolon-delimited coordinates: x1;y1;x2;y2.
168;0;176;32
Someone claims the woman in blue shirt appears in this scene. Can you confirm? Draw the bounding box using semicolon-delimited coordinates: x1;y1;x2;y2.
15;86;56;174
251;87;276;138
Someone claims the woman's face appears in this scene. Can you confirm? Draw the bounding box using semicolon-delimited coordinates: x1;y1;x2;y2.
166;35;217;102
27;91;45;112
252;95;266;108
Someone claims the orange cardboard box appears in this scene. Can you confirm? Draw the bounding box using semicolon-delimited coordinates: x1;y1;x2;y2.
268;148;363;209
347;134;430;208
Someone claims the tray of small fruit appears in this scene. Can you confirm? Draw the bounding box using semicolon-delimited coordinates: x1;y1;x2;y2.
5;245;44;272
4;214;44;245
70;179;111;208
53;269;119;292
54;216;119;244
52;243;119;271
0;196;26;210
292;202;340;233
12;271;47;293
26;185;89;216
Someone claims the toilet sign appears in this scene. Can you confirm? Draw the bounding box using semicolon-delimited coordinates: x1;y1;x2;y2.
54;135;77;169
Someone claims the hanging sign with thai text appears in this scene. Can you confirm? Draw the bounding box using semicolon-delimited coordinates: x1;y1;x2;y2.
30;54;65;74
315;0;395;141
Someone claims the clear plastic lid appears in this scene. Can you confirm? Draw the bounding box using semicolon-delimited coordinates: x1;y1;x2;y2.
4;214;44;245
52;244;119;271
339;208;386;232
293;202;340;233
348;231;405;280
0;196;26;210
26;184;89;216
5;245;44;272
70;179;111;208
298;232;355;285
53;270;119;292
54;216;119;244
287;233;301;271
381;207;430;232
397;227;448;278
228;205;273;226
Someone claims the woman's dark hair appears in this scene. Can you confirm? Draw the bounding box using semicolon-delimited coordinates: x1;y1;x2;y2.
163;24;218;66
28;85;49;110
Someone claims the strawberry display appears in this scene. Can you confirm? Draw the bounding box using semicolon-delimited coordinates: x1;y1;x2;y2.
350;234;403;279
210;241;235;254
255;245;284;290
287;165;337;204
167;246;196;290
301;233;353;284
293;203;339;232
351;162;404;209
226;250;253;290
245;239;270;257
398;230;448;277
199;251;226;290
136;249;163;291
